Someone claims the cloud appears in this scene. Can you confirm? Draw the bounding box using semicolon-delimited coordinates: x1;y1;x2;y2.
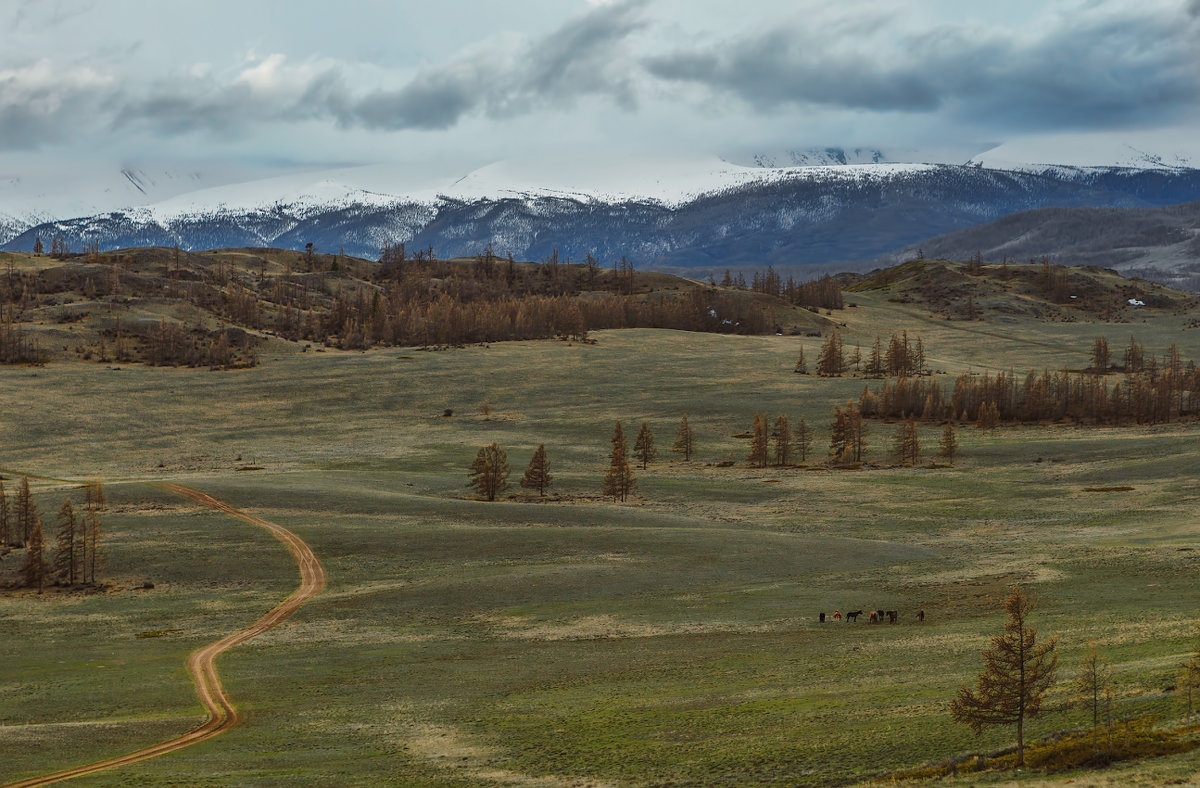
98;0;650;141
645;2;1200;132
346;0;647;129
0;60;114;148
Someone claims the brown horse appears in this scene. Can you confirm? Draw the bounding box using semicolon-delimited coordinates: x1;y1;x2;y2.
832;610;843;621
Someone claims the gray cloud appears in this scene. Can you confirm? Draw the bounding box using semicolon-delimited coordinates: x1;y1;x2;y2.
346;0;647;129
646;4;1200;132
103;0;649;140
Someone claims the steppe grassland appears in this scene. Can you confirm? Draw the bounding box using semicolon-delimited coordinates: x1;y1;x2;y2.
3;293;1200;785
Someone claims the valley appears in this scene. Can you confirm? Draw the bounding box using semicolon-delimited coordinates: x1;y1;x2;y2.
4;259;1200;785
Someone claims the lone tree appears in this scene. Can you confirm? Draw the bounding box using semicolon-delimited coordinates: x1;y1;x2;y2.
83;502;103;584
1074;641;1114;751
16;475;35;545
793;416;812;463
468;443;510;501
747;412;769;468
22;516;47;593
938;421;959;461
672;414;695;461
772;414;792;466
633;421;657;470
53;498;80;585
603;421;636;502
1177;628;1200;725
793;346;807;374
951;586;1058;768
0;478;9;546
520;444;553;497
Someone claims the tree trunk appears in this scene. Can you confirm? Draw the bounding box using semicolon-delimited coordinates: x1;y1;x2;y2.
1016;714;1024;767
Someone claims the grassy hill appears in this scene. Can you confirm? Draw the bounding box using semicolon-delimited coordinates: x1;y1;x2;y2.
0;247;831;367
843;257;1198;323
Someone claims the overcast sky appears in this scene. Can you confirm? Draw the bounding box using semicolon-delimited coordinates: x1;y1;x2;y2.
3;0;1199;174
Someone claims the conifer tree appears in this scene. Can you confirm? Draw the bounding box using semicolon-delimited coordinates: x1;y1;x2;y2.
22;516;47;593
1177;628;1200;725
867;337;884;376
793;346;807;374
951;586;1058;767
0;478;9;546
1074;642;1113;751
1123;335;1144;373
851;406;867;462
603;422;635;502
1090;337;1110;373
633;421;657;470
892;419;919;466
938;421;959;461
746;413;769;468
976;401;1000;431
468;443;510;501
672;414;695;461
793;416;812;463
83;502;104;584
16;475;35;545
829;406;850;464
520;444;553;496
84;478;107;511
772;414;792;466
53;498;79;585
849;343;862;372
816;332;844;376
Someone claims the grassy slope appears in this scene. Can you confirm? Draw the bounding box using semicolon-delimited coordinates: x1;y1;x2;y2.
2;289;1200;784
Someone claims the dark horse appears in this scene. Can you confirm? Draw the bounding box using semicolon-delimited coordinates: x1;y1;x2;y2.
845;609;863;622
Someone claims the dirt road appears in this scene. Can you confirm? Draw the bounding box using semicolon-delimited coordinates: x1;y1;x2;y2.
4;483;326;788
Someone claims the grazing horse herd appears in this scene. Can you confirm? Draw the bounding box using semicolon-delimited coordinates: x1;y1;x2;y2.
828;609;924;624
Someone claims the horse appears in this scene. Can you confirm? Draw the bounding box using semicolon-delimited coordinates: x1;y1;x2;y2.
832;610;843;621
868;611;879;624
916;609;925;622
886;610;898;624
845;609;862;622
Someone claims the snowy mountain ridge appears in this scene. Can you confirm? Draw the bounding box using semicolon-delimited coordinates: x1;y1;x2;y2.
6;136;1200;278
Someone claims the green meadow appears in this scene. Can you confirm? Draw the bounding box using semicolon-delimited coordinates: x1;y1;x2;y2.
4;290;1200;786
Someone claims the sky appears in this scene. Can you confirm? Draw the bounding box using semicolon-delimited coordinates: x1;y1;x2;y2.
2;0;1200;178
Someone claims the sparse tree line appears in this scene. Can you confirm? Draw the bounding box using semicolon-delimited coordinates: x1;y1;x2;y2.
858;345;1200;427
800;331;928;378
746;407;956;468
468;417;698;503
1;477;106;593
722;267;844;311
467;410;956;505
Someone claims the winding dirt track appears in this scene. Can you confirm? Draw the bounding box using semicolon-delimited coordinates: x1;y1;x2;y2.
4;483;326;788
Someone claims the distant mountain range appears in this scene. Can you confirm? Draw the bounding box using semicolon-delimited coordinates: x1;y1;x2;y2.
4;142;1200;279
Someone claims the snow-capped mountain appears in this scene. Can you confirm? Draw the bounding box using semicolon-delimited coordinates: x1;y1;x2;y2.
5;141;1200;274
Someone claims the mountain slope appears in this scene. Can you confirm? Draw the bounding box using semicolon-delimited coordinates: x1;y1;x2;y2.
872;202;1200;289
5;160;1200;275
